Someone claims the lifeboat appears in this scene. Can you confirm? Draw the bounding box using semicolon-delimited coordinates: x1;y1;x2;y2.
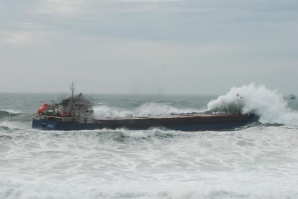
60;113;69;117
37;103;50;114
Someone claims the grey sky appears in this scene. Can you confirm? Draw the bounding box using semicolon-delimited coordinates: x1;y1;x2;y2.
1;0;297;94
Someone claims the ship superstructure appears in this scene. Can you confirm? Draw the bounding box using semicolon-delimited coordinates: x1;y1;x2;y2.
32;83;97;130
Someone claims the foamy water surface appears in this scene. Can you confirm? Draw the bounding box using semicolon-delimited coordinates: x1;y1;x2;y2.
1;84;298;199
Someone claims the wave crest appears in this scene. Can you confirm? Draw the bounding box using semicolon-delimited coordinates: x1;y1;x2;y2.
0;109;22;117
93;102;200;118
207;83;298;126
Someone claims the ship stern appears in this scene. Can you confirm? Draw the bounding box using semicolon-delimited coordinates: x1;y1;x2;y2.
32;119;58;130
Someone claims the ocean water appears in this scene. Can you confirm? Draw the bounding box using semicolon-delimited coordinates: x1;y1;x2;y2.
1;84;298;199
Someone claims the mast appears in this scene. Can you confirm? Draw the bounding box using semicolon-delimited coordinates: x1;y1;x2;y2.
70;82;75;103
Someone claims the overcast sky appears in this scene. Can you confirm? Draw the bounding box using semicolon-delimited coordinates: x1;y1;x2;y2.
0;0;297;94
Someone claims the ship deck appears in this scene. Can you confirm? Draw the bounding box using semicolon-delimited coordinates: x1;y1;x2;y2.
94;113;246;121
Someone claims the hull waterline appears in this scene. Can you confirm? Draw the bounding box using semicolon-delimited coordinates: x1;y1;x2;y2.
32;114;255;131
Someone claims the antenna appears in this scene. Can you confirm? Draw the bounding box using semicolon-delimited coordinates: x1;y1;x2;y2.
70;82;76;102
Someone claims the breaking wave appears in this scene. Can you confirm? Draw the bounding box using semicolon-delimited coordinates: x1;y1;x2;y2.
207;83;298;126
93;102;201;118
0;121;30;130
0;109;22;117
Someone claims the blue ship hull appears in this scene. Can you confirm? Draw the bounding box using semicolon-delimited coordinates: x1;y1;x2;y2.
32;114;254;131
32;119;99;131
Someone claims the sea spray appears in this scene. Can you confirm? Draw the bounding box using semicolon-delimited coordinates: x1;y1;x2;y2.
93;102;200;118
207;83;298;126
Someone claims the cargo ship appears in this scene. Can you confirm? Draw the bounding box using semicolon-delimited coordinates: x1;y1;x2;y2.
32;84;255;131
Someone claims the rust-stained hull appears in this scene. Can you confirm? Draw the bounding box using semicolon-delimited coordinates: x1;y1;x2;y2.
33;114;255;131
94;114;254;131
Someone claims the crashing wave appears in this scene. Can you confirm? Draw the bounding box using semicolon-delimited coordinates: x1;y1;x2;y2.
93;102;202;118
207;83;298;126
0;110;23;119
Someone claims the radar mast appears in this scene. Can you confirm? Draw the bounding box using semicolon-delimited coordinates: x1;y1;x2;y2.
70;82;76;103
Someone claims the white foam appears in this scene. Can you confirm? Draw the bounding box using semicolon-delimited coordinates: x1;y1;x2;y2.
207;83;298;126
0;109;22;115
1;127;298;199
0;121;30;130
93;102;199;118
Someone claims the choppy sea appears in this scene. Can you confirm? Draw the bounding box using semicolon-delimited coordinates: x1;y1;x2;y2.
1;84;298;199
